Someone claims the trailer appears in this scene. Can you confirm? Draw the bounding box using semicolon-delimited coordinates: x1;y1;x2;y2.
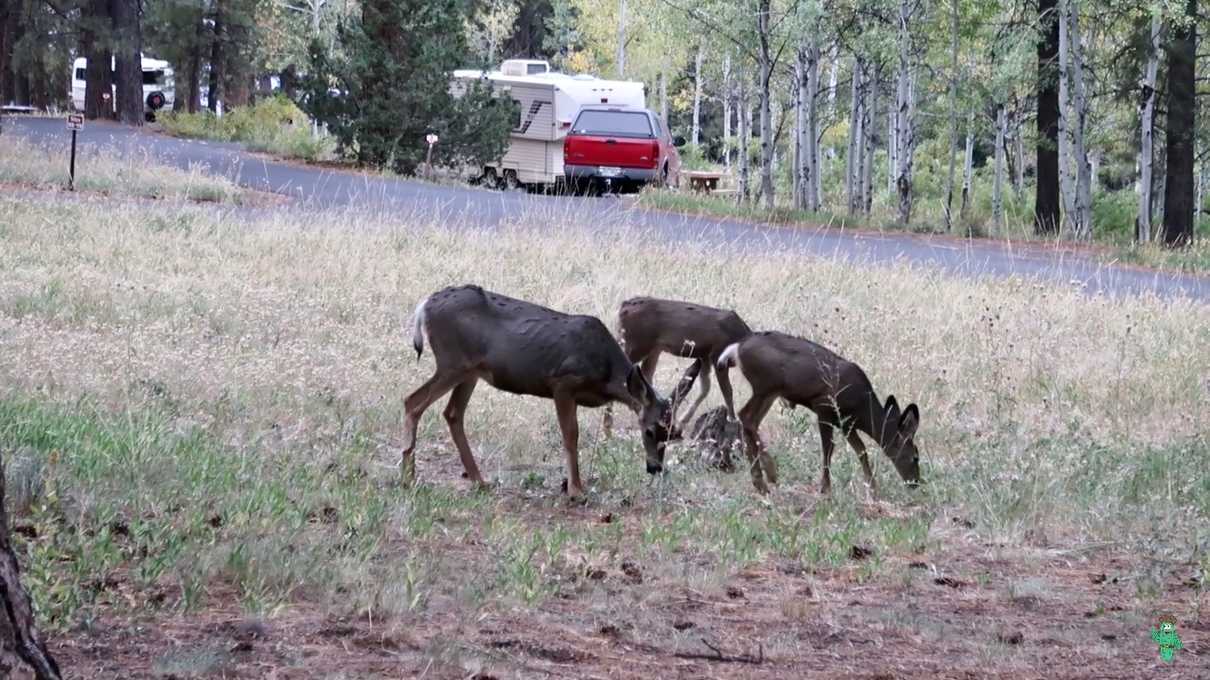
70;55;175;117
453;60;646;190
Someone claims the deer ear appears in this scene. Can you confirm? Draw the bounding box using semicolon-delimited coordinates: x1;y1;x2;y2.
626;366;653;406
884;395;900;420
671;360;702;406
899;403;920;437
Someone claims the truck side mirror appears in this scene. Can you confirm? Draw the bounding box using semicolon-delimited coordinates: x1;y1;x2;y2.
673;135;686;148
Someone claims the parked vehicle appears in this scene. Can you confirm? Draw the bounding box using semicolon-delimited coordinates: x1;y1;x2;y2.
452;60;646;190
70;56;175;118
563;106;684;193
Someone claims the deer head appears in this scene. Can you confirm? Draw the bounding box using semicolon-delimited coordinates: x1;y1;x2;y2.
881;396;921;486
626;366;689;474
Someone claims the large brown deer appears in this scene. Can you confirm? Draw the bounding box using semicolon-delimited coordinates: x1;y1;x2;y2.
717;332;922;495
402;285;691;499
603;297;752;437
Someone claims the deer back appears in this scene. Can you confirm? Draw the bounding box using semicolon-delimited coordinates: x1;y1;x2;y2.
618;297;752;359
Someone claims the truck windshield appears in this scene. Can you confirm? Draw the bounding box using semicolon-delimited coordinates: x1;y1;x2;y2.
572;110;652;138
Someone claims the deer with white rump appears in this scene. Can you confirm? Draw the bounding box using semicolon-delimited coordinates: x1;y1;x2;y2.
717;332;922;495
603;297;752;437
402;285;691;499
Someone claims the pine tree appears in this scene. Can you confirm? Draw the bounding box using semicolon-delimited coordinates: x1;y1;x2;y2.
303;0;512;175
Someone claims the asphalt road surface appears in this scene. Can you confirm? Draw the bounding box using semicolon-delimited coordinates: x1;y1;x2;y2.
5;115;1207;302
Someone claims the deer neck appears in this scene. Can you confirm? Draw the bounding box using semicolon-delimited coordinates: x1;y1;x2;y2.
854;393;894;449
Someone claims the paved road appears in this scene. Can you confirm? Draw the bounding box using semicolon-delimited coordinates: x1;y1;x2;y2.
6;116;1207;302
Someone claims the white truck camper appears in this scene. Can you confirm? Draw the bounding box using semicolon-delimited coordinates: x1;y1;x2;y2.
452;60;646;189
70;55;175;116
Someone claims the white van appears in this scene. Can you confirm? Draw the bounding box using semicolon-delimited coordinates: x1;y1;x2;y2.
70;55;175;115
453;59;646;190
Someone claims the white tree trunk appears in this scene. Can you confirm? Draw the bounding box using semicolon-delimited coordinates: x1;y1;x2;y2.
794;47;806;207
737;74;750;203
862;66;877;215
659;71;668;124
846;57;864;214
888;101;897;196
1197;147;1207;229
723;55;733;172
1013;110;1026;194
616;0;626;78
1138;14;1161;243
993;104;1007;234
944;0;960;231
692;45;705;146
805;38;821;211
894;0;916;225
1058;0;1075;227
961;109;975;224
756;0;775;210
1067;1;1092;240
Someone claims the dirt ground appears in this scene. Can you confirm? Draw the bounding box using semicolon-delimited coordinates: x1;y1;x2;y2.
45;482;1207;680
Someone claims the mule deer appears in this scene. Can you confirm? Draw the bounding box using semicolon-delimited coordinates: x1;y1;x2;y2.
717;332;922;495
603;297;752;437
402;285;690;499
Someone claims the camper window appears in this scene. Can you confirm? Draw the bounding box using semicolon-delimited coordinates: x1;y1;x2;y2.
143;70;165;85
75;68;86;80
571;110;652;138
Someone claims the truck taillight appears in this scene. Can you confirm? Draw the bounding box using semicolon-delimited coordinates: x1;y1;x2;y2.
649;140;660;168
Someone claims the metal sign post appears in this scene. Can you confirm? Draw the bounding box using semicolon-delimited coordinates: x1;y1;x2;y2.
66;114;84;191
425;133;439;180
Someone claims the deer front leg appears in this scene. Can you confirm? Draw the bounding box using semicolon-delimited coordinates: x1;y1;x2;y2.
554;393;585;500
678;361;712;430
846;430;877;495
443;378;488;489
400;372;464;486
818;418;837;495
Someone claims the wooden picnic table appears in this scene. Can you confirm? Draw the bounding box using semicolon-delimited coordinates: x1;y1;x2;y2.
685;170;726;194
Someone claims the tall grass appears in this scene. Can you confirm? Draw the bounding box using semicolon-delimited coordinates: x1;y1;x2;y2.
0;137;243;203
0;194;1206;630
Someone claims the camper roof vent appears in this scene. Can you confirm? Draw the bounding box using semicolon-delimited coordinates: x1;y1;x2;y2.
500;59;550;77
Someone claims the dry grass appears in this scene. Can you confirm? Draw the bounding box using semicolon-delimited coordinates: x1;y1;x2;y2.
1;191;1207;677
0;136;247;203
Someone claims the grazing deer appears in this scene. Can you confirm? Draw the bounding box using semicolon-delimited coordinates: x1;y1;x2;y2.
402;285;690;499
603;297;752;437
717;332;922;495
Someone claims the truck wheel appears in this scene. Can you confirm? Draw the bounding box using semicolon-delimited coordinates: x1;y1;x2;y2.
503;170;520;191
482;167;499;188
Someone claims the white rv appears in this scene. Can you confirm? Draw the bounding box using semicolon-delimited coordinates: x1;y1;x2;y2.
453;59;646;189
70;55;175;114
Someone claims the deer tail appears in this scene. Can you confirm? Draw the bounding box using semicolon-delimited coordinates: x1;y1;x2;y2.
717;343;742;373
410;296;428;360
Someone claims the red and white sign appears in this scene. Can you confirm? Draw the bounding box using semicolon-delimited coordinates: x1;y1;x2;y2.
66;114;84;131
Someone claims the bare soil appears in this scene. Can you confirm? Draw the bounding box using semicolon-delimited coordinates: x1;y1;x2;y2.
47;480;1207;679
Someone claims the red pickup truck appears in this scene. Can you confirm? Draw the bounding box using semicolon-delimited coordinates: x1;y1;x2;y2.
563;106;684;193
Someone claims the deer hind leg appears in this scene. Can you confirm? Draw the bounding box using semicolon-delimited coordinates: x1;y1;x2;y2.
716;359;739;422
678;361;712;430
443;378;487;488
554;393;585;500
738;394;777;494
400;371;466;486
751;395;779;485
845;430;877;494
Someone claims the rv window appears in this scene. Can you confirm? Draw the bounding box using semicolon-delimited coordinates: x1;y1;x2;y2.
143;70;165;86
571;110;653;138
526;64;546;75
75;68;86;81
510;98;523;131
